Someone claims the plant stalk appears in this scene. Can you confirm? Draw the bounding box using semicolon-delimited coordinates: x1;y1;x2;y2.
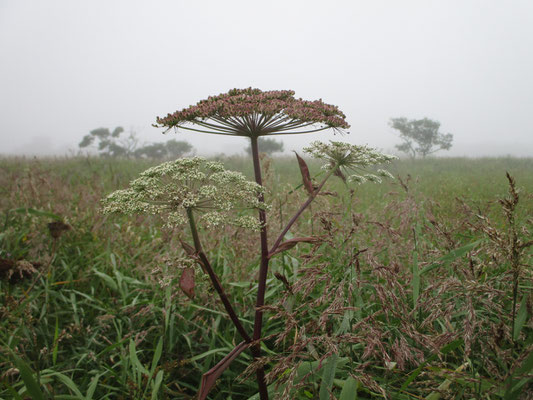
186;208;252;343
249;135;270;400
269;165;337;255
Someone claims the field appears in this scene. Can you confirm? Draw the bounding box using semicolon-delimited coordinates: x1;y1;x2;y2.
0;155;532;399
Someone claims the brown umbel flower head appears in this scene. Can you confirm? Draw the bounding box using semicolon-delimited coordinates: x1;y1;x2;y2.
155;88;350;137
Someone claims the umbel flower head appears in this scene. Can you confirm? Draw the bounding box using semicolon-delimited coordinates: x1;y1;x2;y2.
102;157;267;230
155;88;350;137
303;141;397;184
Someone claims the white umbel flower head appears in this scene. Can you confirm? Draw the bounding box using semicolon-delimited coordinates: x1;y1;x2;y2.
303;141;396;184
102;157;267;230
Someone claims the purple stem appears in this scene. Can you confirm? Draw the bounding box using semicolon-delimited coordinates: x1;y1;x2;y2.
250;135;270;400
269;166;337;256
186;208;252;343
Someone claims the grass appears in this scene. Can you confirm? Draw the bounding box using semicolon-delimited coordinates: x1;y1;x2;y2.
0;155;532;399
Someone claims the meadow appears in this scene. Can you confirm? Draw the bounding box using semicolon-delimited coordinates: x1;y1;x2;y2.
0;155;532;399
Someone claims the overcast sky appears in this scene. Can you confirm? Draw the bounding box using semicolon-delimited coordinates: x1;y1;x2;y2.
1;1;532;157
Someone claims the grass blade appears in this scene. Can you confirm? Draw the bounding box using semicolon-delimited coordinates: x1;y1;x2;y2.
151;370;164;400
339;376;358;400
420;240;482;275
54;372;84;398
513;294;528;341
319;353;339;400
10;353;45;400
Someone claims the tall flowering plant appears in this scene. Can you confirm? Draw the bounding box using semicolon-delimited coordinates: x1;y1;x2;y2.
157;88;352;398
103;89;395;399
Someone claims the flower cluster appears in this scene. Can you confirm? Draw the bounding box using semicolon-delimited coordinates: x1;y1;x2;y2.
303;141;397;184
102;157;267;230
155;88;350;136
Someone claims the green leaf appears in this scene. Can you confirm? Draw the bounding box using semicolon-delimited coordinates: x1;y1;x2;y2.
187;347;230;363
151;370;164;400
513;294;528;341
55;372;84;397
400;339;463;391
52;317;59;366
412;224;421;315
85;374;101;400
129;339;150;375
412;248;420;308
93;269;118;291
339;377;358;400
4;382;24;400
150;337;163;378
319;354;339;400
11;353;45;400
11;207;62;221
505;349;533;398
420;240;482;275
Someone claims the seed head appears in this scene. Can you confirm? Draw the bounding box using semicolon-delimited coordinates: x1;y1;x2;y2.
156;88;350;136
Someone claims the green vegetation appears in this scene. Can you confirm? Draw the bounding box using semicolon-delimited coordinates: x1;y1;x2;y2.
0;156;532;399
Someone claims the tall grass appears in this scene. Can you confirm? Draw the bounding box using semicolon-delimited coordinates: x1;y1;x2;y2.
0;156;531;399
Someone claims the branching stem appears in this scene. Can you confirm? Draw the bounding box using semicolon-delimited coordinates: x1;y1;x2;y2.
269;165;338;256
186;208;252;343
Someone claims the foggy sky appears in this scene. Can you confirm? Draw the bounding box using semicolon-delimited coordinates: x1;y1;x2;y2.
1;0;532;157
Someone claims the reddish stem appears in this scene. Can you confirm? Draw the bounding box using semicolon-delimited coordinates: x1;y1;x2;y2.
250;135;270;400
269;165;337;256
186;208;252;343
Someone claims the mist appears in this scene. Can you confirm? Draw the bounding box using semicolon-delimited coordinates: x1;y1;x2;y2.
1;1;532;157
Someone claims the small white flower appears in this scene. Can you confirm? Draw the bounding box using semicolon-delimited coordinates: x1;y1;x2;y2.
348;175;367;184
303;141;396;185
377;169;395;179
364;174;382;183
102;157;267;231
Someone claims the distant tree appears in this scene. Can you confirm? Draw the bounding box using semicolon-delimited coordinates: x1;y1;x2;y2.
134;139;193;159
79;127;193;159
79;127;139;158
245;137;284;156
390;117;453;158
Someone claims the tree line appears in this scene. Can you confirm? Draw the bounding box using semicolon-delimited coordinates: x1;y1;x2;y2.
79;117;454;159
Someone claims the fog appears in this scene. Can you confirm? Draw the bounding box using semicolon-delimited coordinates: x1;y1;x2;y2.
1;1;532;157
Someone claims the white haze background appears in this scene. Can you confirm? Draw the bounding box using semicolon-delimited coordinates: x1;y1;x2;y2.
0;0;532;157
